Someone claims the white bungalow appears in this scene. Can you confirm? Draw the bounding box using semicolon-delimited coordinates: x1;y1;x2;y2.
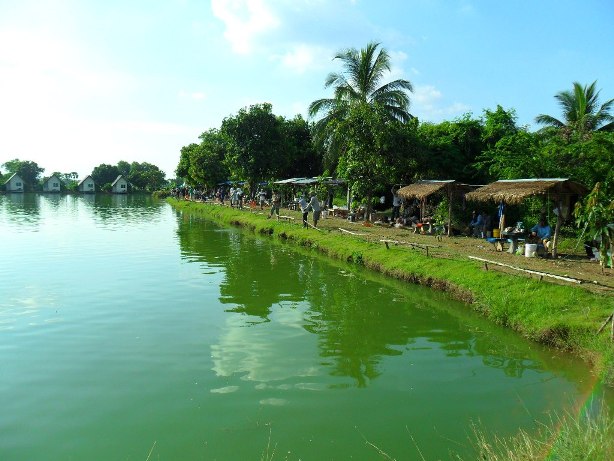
78;175;96;193
4;173;25;192
42;174;62;192
111;175;129;194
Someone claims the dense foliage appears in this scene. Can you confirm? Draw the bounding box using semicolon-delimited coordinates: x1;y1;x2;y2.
170;44;613;221
176;103;321;193
1;159;45;191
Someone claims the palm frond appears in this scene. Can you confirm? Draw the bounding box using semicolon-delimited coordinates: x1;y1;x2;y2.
596;121;614;132
308;98;337;118
534;114;565;128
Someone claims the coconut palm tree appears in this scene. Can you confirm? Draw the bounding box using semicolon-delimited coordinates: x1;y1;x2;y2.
535;81;614;138
308;42;414;168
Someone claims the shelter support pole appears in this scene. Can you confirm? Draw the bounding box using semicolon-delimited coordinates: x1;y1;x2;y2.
447;188;452;237
346;184;352;213
552;197;563;259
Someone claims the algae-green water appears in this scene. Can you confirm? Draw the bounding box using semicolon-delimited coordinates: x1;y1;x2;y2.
0;193;604;460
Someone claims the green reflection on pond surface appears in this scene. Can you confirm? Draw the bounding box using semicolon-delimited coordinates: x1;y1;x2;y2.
0;195;607;460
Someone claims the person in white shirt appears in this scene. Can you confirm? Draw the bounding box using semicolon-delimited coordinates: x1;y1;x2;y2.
298;194;309;228
308;192;321;227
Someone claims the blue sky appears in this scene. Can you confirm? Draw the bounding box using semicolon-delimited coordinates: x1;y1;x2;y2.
1;0;613;179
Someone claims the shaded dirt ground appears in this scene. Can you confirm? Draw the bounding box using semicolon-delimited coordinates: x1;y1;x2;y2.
241;204;614;295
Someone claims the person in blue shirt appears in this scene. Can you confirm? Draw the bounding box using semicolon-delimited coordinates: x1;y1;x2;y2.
469;210;483;237
531;216;552;250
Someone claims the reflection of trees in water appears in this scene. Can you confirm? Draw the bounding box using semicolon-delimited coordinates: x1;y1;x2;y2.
39;193;64;210
303;271;478;387
175;215;578;388
473;334;542;379
177;216;306;320
0;193;41;227
82;194;164;226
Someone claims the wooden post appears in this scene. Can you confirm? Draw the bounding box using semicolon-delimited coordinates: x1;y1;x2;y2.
552;197;563;259
346;184;352;214
447;187;452;237
596;311;613;335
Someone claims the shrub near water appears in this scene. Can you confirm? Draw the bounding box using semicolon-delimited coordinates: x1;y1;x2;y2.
465;406;614;461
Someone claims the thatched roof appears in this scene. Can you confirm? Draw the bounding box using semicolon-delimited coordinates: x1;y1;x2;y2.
396;180;456;200
465;178;587;205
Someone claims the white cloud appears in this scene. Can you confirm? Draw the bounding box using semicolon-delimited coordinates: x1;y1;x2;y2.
280;44;315;74
413;85;443;105
275;43;332;74
211;0;280;54
387;50;409;81
412;85;471;122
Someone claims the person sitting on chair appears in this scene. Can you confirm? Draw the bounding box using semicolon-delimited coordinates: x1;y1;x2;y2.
468;210;483;237
481;211;493;238
530;216;552;251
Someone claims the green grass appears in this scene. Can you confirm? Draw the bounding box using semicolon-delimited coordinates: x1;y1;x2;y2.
463;405;614;461
168;199;614;386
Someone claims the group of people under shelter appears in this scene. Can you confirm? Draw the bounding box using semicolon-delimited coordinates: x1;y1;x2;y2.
387;186;555;255
469;209;552;253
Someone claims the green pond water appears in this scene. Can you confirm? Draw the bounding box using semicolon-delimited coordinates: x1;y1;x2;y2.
0;193;607;460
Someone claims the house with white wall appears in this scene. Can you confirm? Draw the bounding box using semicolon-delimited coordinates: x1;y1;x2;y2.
42;174;62;192
111;175;129;193
4;173;25;192
78;175;96;193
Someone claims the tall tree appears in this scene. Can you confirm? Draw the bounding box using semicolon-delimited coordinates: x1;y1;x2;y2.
2;159;45;189
277;115;322;179
416;114;484;183
91;164;120;189
335;103;412;219
535;81;614;139
128;162;166;191
117;161;131;177
187;129;229;189
474;129;542;180
308;42;414;171
481;105;519;148
176;143;200;185
220;103;284;191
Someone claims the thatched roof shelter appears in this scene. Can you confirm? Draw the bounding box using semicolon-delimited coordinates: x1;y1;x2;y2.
465;178;586;205
466;178;588;258
396;180;480;236
397;180;456;200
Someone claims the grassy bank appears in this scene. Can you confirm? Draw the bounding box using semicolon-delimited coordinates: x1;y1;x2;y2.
168;199;614;386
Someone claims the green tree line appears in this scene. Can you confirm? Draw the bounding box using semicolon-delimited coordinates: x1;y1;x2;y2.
1;159;167;192
177;42;613;213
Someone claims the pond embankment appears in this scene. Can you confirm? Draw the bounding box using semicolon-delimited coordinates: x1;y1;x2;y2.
169;198;614;386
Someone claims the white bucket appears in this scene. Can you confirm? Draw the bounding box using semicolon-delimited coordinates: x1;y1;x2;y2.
525;243;537;257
